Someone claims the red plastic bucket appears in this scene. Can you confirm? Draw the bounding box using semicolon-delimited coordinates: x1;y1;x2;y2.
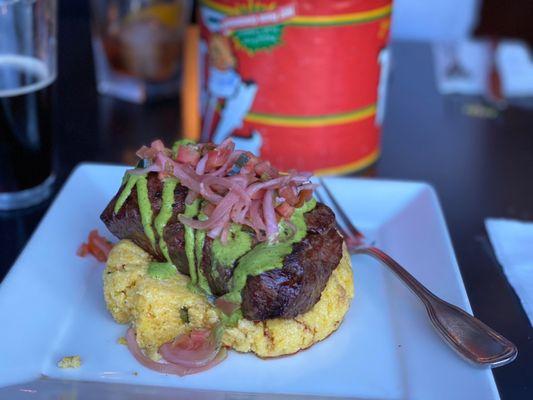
199;0;392;174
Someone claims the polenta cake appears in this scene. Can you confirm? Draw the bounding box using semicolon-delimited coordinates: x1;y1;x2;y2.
100;139;354;375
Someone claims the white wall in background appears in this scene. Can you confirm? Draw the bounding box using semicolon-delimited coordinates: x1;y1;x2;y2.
391;0;481;41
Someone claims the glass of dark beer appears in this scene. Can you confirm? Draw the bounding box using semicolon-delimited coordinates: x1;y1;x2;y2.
0;0;56;210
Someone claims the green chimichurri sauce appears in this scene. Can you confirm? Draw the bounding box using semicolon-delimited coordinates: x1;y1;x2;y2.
278;197;316;243
114;174;139;214
221;198;317;305
222;241;292;303
114;173;157;250
114;174;182;274
154;178;178;262
147;262;177;280
195;224;212;295
220;309;243;327
136;175;157;250
183;199;200;286
211;224;253;268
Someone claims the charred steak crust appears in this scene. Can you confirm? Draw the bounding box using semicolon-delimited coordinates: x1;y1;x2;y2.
241;205;343;320
199;229;259;297
100;173;190;274
100;173;344;320
304;202;336;234
201;237;233;296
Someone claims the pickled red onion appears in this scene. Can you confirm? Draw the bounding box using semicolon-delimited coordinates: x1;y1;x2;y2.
195;154;209;175
131;138;315;242
125;328;226;376
159;329;221;368
263;189;278;240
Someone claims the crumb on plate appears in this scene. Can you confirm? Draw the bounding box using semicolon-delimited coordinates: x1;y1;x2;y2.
117;336;127;345
57;355;81;369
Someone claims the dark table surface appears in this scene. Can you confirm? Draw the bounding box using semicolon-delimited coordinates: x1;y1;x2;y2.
1;5;533;400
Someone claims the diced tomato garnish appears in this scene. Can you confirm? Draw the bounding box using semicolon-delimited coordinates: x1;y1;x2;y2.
76;243;89;257
295;189;313;208
205;148;231;171
77;229;113;262
276;202;295;219
278;184;298;205
176;145;201;166
254;161;279;180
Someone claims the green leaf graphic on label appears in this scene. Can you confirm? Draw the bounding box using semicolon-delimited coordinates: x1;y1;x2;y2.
233;25;284;53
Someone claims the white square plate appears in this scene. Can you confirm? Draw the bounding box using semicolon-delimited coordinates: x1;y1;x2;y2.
0;164;499;399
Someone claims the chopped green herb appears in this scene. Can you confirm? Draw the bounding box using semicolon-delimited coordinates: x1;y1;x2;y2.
179;307;190;324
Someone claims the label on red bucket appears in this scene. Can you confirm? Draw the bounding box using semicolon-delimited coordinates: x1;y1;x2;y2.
199;0;392;174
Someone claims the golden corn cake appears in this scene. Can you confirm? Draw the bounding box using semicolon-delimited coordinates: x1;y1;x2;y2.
104;240;354;359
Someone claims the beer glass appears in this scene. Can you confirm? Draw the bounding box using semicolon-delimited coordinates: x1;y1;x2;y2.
0;0;57;210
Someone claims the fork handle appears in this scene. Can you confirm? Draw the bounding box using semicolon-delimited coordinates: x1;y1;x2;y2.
355;246;518;367
357;247;435;302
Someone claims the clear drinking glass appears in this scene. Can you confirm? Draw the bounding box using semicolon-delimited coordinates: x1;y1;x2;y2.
90;0;191;103
0;0;57;210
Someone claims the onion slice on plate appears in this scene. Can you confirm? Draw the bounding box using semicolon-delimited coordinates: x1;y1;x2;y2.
125;328;227;376
159;328;221;368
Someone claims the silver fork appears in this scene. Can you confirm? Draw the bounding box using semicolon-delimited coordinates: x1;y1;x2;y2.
316;178;517;368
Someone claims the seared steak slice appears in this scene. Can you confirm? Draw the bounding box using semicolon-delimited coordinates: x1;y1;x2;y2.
100;173;190;274
100;173;344;320
201;203;343;319
240;206;343;320
200;237;234;296
162;220;189;275
304;202;336;234
199;227;260;297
